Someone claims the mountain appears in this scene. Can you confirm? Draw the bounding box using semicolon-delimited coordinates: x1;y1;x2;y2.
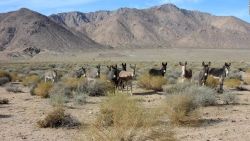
50;4;250;49
0;8;102;53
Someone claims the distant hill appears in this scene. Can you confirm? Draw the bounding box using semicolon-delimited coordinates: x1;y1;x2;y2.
0;4;250;57
0;8;102;54
50;4;250;49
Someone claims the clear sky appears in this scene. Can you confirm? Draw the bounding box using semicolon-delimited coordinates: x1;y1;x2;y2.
0;0;249;23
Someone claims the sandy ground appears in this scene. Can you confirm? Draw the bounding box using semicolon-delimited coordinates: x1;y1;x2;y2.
1;48;250;62
1;84;250;141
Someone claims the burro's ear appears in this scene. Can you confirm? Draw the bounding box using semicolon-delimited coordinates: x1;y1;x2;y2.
185;61;187;65
208;62;211;66
202;61;205;66
162;62;164;66
165;62;168;66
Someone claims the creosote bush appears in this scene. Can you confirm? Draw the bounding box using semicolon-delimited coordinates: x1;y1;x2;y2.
87;93;175;141
138;73;167;91
37;108;80;128
34;82;53;98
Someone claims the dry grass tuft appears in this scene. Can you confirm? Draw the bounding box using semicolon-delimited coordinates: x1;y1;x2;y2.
0;70;11;85
165;94;201;126
37;108;80;128
206;76;219;88
9;72;22;82
224;78;241;88
138;73;167;91
87;94;175;141
0;70;11;79
22;75;40;86
34;82;53;98
63;77;84;90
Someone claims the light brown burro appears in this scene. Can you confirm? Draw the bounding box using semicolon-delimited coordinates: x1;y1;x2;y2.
118;64;136;95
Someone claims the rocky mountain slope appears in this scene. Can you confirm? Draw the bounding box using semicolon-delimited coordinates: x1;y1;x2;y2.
50;4;250;49
0;8;102;53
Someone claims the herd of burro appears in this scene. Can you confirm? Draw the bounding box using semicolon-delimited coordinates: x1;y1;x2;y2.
45;62;231;94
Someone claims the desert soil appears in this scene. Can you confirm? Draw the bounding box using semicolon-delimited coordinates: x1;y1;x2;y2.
1;85;250;141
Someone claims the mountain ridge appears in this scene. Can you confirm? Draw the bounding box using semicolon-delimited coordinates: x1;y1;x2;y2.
50;4;250;49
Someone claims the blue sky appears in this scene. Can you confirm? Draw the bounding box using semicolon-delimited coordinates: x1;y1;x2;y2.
0;0;249;22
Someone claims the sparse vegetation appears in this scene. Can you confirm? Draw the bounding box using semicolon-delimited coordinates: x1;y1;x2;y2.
77;78;114;96
138;73;167;91
22;75;40;86
164;82;218;125
164;82;192;94
206;76;220;88
220;93;239;105
9;72;22;82
0;98;9;104
0;70;12;85
0;70;11;80
37;108;80;128
6;84;23;93
224;78;241;88
34;82;53;98
0;77;11;86
87;94;175;141
165;94;200;126
63;77;83;90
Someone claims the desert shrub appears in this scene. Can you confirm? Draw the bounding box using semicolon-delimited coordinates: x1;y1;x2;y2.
37;108;80;128
206;76;219;88
242;73;250;85
73;93;87;105
9;72;22;82
49;82;69;107
220;93;239;105
34;82;53;98
186;86;217;107
77;78;114;96
165;94;200;126
164;82;192;94
165;70;180;84
62;77;83;90
0;77;10;86
138;73;167;91
22;75;40;86
228;70;242;80
6;84;23;93
0;98;9;104
164;83;217;107
224;78;241;88
30;84;37;96
246;68;250;73
88;94;175;141
0;70;11;80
